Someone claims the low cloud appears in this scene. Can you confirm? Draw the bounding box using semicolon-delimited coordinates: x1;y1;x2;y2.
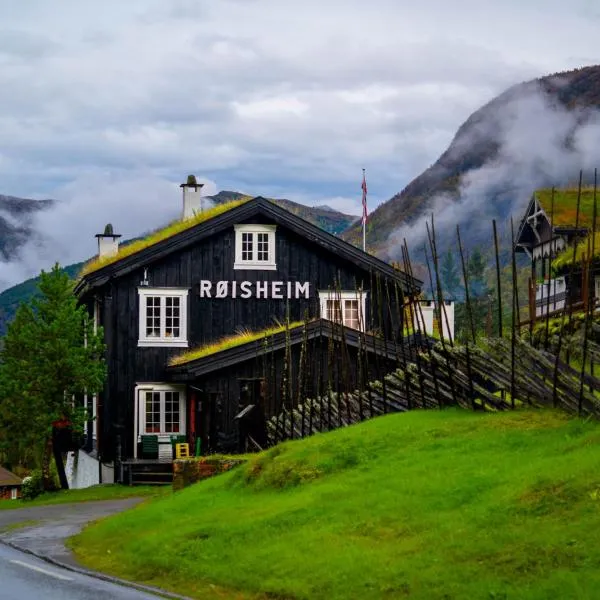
0;170;217;289
388;80;600;257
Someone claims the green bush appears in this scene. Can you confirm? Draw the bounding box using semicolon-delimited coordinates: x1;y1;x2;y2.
21;471;43;500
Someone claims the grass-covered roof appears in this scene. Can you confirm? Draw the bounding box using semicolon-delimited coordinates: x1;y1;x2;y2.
552;231;600;269
79;199;249;278
535;187;598;227
168;322;305;366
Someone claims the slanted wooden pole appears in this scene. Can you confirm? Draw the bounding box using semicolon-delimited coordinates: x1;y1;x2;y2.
493;219;503;337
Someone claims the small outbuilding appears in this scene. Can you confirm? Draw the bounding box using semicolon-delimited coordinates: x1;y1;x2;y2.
0;466;22;500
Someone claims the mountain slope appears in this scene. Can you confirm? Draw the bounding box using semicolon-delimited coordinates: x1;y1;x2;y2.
0;195;54;260
209;191;358;235
344;64;600;256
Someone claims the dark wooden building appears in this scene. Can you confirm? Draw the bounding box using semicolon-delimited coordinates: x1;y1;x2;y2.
515;187;599;320
75;178;421;480
0;466;22;500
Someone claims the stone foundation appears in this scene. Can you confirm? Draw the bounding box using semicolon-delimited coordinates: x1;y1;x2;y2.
173;457;245;491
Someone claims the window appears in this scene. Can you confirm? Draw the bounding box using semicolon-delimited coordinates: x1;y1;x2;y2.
319;290;367;331
138;288;188;347
139;386;186;437
234;224;277;270
11;488;18;500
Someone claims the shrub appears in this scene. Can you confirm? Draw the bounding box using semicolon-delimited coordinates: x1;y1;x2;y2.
21;471;43;500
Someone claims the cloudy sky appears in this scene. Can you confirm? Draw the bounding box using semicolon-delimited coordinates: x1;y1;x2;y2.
1;0;600;283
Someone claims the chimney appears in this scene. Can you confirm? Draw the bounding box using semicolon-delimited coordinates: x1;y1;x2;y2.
180;174;205;219
95;223;122;258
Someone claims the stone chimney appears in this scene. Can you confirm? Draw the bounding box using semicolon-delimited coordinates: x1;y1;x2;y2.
180;174;205;219
95;223;122;258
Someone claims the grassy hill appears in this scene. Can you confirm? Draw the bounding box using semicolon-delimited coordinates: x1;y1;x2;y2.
71;408;600;599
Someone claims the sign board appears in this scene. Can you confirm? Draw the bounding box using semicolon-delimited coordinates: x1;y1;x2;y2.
199;280;311;299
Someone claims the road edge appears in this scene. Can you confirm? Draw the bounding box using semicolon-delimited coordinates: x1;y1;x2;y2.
0;537;193;600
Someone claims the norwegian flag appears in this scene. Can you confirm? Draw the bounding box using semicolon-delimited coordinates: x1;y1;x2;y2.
361;169;368;225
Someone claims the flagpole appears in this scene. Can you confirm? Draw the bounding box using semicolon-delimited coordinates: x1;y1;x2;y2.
362;215;366;252
361;168;367;252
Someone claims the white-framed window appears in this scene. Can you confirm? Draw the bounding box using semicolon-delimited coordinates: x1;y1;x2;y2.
138;288;188;347
11;487;18;500
136;385;187;440
318;290;367;331
234;224;277;270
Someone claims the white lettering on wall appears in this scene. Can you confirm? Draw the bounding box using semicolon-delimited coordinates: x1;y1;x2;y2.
240;281;252;299
272;281;283;299
216;281;228;298
200;281;212;298
296;282;310;299
199;280;311;300
256;281;268;299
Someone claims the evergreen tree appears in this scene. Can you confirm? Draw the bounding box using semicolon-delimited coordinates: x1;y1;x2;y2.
0;265;105;489
440;250;461;299
466;248;491;336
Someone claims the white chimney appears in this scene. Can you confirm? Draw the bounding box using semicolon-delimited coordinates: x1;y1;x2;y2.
95;223;121;258
181;174;205;219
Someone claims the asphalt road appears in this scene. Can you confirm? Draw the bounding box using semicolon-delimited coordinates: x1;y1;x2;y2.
0;542;161;599
0;498;143;567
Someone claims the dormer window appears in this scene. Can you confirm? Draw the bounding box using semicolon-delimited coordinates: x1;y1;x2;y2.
234;224;277;270
138;288;189;347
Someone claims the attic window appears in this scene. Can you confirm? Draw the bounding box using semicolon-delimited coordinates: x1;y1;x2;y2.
234;224;277;270
138;288;189;348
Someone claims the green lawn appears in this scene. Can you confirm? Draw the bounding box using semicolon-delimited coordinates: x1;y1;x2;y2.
0;484;165;511
71;409;600;599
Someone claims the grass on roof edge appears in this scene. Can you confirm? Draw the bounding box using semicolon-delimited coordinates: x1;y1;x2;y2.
535;187;599;227
552;230;600;269
169;321;307;366
78;199;250;278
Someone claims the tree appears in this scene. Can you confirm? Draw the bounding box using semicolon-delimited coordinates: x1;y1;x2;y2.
466;248;492;336
0;265;105;490
440;250;461;300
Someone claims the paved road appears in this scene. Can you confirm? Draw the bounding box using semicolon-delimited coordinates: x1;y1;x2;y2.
0;498;182;599
0;542;161;599
0;498;142;566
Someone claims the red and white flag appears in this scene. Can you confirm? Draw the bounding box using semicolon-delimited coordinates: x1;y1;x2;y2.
361;169;368;225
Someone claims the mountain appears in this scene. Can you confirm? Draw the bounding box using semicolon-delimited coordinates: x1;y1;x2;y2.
0;195;54;261
208;191;358;235
0;194;357;337
343;64;600;257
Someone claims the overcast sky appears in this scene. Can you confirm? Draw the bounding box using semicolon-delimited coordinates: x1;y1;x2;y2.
1;0;600;281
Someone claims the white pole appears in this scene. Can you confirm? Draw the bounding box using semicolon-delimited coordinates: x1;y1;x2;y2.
363;220;366;252
362;168;367;252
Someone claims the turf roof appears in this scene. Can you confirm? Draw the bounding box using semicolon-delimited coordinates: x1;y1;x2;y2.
552;231;600;269
79;199;249;278
168;322;306;367
535;187;599;227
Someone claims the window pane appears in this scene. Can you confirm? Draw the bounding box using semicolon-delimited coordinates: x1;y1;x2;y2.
145;297;161;337
325;299;343;322
257;232;269;261
345;299;360;329
165;297;180;338
242;232;253;261
145;392;161;433
164;391;180;433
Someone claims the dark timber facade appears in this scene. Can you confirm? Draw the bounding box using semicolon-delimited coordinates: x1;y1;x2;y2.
515;188;599;322
76;185;421;480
